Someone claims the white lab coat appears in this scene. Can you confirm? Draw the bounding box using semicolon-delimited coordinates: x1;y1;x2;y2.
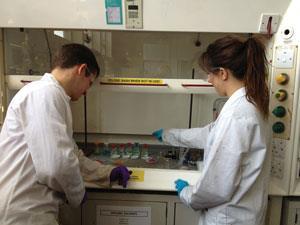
163;87;270;225
0;73;112;225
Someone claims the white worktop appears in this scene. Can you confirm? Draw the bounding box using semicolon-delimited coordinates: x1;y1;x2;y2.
85;167;201;191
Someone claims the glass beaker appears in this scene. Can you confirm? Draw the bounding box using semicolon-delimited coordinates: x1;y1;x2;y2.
141;144;149;160
123;143;132;159
131;142;140;159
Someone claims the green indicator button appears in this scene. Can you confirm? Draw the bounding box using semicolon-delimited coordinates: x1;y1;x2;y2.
272;106;286;118
272;122;285;134
275;89;288;101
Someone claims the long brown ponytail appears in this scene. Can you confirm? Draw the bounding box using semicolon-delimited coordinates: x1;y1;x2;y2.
199;35;269;119
244;37;269;119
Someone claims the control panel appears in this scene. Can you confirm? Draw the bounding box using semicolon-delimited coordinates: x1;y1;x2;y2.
125;0;143;29
270;45;298;180
270;45;297;140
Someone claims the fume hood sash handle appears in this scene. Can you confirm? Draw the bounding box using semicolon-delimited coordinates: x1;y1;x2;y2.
181;84;213;88
20;80;33;84
100;82;168;87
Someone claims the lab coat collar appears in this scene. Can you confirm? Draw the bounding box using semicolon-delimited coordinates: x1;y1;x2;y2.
226;87;246;105
217;87;246;118
43;73;71;101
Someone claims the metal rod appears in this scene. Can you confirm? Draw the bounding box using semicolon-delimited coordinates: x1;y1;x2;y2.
84;94;87;151
188;69;195;128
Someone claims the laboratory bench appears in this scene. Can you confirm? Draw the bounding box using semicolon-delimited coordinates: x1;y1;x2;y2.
59;143;203;225
59;142;282;225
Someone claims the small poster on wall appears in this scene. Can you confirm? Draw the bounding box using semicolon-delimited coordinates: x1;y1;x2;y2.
105;0;123;25
96;205;151;225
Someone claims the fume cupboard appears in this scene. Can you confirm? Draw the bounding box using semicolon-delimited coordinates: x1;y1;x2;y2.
1;0;300;224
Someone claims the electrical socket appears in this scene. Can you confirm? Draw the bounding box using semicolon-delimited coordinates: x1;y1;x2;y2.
258;14;280;33
271;157;284;179
271;139;287;158
271;138;287;179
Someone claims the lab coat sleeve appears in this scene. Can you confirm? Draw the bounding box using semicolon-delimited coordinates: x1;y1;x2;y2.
179;116;255;210
22;87;85;207
73;144;113;187
162;123;212;149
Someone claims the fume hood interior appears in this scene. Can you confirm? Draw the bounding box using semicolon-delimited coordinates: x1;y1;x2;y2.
2;28;243;175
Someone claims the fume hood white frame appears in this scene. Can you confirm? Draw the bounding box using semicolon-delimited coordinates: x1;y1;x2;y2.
6;75;216;94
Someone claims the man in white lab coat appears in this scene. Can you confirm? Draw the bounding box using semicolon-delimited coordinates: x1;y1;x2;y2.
0;43;130;225
153;36;271;225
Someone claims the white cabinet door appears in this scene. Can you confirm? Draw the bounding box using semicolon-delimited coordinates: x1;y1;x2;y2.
174;203;200;225
59;204;81;225
281;198;300;225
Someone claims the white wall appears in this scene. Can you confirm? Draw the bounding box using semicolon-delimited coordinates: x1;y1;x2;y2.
0;0;291;33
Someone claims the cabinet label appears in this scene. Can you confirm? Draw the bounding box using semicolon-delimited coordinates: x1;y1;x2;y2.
97;205;151;225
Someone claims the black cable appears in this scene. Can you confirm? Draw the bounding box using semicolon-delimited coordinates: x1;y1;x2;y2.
188;69;195;128
44;29;52;69
84;94;87;152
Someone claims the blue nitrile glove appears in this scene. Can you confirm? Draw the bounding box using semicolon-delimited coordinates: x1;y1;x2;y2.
152;129;163;142
175;179;189;194
110;166;132;188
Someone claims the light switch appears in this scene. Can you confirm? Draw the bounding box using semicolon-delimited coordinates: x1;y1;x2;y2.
275;47;294;68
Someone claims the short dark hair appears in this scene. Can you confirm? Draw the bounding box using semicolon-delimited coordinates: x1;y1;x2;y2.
51;43;100;77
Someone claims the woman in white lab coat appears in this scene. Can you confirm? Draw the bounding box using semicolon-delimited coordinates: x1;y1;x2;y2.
0;44;130;225
153;36;270;225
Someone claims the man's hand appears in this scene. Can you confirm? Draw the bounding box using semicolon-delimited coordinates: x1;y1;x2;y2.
110;166;132;188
